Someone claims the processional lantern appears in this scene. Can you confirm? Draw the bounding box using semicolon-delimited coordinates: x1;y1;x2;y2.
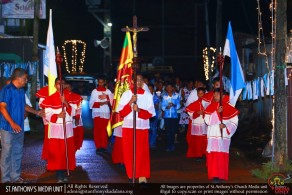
62;40;87;74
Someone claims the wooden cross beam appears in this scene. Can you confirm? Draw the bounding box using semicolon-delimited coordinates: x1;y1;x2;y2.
121;16;149;57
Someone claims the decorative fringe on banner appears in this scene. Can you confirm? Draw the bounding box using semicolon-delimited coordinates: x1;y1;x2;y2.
222;70;279;101
0;61;38;78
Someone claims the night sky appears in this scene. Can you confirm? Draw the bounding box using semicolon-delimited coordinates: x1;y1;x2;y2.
37;0;292;81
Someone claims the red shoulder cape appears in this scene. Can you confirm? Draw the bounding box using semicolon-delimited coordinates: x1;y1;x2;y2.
64;89;83;105
185;98;204;119
202;91;213;103
35;86;49;98
41;91;72;109
204;101;239;120
202;91;230;104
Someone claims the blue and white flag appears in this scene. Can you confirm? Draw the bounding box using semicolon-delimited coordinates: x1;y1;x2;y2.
252;79;258;100
242;85;247;100
222;76;231;93
247;82;253;100
3;63;10;78
284;68;288;86
260;77;265;97
270;70;274;95
223;22;246;106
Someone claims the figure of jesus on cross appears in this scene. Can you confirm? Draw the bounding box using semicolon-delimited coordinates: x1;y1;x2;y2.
122;16;149;58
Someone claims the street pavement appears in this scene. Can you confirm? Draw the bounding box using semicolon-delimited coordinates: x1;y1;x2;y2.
9;127;265;184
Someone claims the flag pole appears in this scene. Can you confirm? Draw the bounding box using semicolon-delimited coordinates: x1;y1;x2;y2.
217;47;224;139
132;45;137;186
56;47;70;176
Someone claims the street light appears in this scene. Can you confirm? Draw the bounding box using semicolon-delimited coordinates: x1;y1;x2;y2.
93;38;109;49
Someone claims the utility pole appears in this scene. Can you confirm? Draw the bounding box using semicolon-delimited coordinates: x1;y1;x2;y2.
31;0;40;108
103;0;111;74
86;0;111;74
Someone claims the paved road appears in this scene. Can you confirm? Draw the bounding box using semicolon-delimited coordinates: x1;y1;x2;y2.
7;126;264;184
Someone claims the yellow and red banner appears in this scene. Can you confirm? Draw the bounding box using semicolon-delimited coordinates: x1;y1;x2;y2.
107;32;133;136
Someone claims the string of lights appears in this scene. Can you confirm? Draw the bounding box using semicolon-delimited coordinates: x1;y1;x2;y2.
269;0;276;163
256;0;270;72
62;40;87;73
203;47;216;81
287;34;292;80
270;0;276;71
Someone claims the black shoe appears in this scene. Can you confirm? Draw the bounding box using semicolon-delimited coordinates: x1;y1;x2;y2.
14;177;24;183
63;176;69;183
195;157;204;162
150;146;157;151
139;181;148;189
212;177;220;183
57;178;64;183
119;163;125;172
219;179;225;183
128;178;135;183
56;170;65;183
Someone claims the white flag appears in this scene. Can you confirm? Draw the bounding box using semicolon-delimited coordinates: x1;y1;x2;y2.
44;9;57;96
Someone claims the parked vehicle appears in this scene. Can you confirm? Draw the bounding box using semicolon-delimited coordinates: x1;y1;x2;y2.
65;74;97;129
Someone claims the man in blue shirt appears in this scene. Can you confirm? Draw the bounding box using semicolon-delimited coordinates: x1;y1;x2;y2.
161;82;181;152
0;68;44;183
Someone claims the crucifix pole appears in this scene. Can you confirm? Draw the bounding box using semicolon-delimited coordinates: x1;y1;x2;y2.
217;47;224;139
56;47;70;176
121;15;149;184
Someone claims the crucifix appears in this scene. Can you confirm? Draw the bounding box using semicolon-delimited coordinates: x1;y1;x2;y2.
121;16;149;184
